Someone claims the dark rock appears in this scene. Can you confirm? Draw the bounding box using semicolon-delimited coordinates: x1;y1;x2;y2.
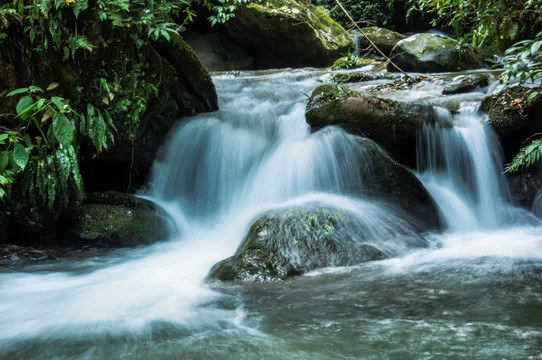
482;86;542;162
208;202;428;282
224;0;354;68
352;137;441;232
63;191;170;248
182;30;255;71
442;73;490;94
305;84;436;167
387;33;484;73
88;32;219;192
507;169;542;209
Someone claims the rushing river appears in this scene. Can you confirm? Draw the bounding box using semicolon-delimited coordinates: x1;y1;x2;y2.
1;69;541;359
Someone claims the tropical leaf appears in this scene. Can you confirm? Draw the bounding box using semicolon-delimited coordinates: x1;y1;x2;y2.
6;87;29;97
16;95;34;120
53;112;74;146
13;143;29;170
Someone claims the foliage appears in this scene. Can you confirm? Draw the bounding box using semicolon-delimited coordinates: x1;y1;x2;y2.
0;0;229;207
505;134;542;173
332;51;374;70
0;86;116;207
499;33;542;173
315;0;407;29
500;31;542;85
408;0;542;48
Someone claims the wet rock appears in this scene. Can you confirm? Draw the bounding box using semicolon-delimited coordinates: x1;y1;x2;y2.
66;191;170;248
507;169;542;209
0;244;56;265
387;33;484;73
482;86;542;162
352;137;441;232
224;0;354;68
208;202;427;282
305;84;436;167
331;71;395;84
442;73;490;94
352;27;406;57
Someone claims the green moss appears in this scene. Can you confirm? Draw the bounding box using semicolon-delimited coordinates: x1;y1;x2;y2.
77;203;167;247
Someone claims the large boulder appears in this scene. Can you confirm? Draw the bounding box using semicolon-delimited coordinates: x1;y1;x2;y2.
387;33;484;73
482;86;542;162
352;27;406;57
208;202;428;282
352;137;441;232
182;30;255;71
223;0;354;68
305;84;436;167
85;32;218;192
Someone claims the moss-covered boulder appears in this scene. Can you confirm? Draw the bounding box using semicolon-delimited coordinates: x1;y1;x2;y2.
305;84;436;167
66;191;169;248
352;27;406;57
387;33;484;73
224;0;354;68
208;202;428;282
481;86;542;162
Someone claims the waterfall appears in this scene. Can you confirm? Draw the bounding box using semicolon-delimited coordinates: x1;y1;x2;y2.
1;70;541;360
416;103;514;231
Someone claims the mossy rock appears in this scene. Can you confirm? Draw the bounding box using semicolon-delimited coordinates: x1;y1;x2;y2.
387;33;484;73
331;71;395;83
208;202;427;282
70;192;169;248
305;84;436;167
352;27;407;56
224;0;354;68
481;86;542;162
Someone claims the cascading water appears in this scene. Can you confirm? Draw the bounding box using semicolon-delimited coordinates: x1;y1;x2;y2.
416;103;515;231
0;69;541;359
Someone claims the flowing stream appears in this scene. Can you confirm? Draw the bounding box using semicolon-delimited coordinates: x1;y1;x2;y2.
1;69;541;359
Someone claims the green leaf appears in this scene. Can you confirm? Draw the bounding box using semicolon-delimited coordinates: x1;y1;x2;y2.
53;113;74;146
0;150;9;172
531;40;542;56
16;96;34;120
0;133;8;144
28;85;43;93
13;143;29;170
6;87;29;97
51;96;67;112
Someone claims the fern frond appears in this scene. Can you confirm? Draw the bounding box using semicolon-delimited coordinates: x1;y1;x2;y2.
505;138;542;172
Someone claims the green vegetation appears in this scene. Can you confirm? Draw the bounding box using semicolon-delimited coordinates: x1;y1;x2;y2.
408;0;541;49
315;0;407;29
0;0;238;207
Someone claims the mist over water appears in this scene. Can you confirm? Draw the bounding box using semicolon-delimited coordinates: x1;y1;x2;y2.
1;69;541;359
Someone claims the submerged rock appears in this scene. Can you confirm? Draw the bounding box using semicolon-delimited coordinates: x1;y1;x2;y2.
224;0;354;68
305;84;436;167
387;33;484;73
209;202;427;282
